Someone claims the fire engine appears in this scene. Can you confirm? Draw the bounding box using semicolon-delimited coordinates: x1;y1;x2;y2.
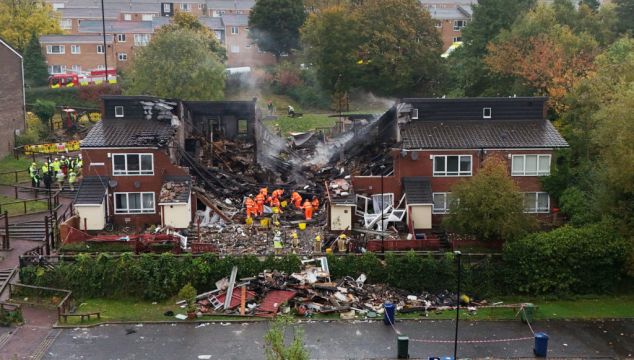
48;69;118;88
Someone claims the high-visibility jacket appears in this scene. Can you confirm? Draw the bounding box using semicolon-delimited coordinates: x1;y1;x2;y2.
29;165;37;177
68;171;77;184
272;189;284;199
51;161;61;172
41;164;49;173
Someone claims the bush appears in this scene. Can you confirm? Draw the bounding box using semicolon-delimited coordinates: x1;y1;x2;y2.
32;99;56;125
77;84;121;105
26;87;101;108
503;221;632;295
15;112;50;146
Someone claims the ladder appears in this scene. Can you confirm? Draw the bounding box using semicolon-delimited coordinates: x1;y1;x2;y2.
209;295;224;311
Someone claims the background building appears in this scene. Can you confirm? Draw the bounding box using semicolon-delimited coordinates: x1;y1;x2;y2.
0;38;26;158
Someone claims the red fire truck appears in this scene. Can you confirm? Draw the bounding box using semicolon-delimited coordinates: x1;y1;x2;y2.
49;69;117;88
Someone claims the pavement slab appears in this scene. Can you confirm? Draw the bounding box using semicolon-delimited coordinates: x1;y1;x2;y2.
40;319;634;360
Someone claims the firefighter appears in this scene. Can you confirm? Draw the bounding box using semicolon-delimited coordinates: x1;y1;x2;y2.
255;192;265;216
245;195;256;218
272;188;284;200
311;196;319;211
67;169;77;191
291;191;302;209
273;230;283;255
291;231;299;254
314;234;322;253
29;163;39;188
260;187;268;197
337;233;347;252
302;199;313;221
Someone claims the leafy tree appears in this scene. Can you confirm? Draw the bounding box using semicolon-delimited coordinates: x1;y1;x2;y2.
156;12;226;62
445;0;536;96
23;33;49;87
0;0;62;52
578;0;600;10
33;99;56;126
614;0;634;34
249;0;307;61
484;4;600;113
264;316;309;360
443;156;534;242
124;29;225;100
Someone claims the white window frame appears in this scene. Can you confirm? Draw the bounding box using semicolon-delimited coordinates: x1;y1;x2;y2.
70;65;81;73
112;153;154;176
118;53;128;61
411;108;419;120
483;107;491;119
453;36;462;43
180;3;190;11
117;34;126;42
433;155;472;177
198;3;204;9
142;14;153;21
511;154;551;176
114;106;124;118
231;26;239;35
163;3;170;12
71;45;80;54
453;20;467;31
523;192;550;213
46;45;65;54
435;20;442;28
97;44;104;54
230;45;240;53
432;192;458;214
48;65;66;74
60;19;72;30
124;13;132;21
114;192;155;214
96;65;105;70
134;34;150;46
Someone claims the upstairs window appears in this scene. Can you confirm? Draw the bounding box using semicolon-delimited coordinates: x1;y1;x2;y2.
117;34;126;42
453;20;467;31
142;14;153;21
118;53;128;61
60;19;72;29
163;3;171;12
512;155;551;176
435;20;442;28
112;154;154;176
71;45;80;54
97;44;104;54
114;106;124;117
524;192;550;213
180;3;190;11
134;34;150;46
231;26;239;35
433;155;472;176
124;13;132;21
46;45;65;54
483;107;491;118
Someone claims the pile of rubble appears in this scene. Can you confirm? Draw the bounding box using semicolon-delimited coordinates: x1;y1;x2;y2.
159;181;189;203
177;260;476;320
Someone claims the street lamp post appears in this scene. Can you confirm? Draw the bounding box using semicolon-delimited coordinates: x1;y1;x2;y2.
100;0;108;82
454;250;462;360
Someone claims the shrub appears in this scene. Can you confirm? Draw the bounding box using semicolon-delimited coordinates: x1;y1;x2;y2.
32;99;56;125
77;84;121;105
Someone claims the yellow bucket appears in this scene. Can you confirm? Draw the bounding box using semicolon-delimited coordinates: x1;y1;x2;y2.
325;248;333;255
245;217;253;225
260;218;270;228
298;223;306;230
281;200;288;208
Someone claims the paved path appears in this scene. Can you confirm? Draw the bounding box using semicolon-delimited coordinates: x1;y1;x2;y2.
41;319;633;359
0;306;58;360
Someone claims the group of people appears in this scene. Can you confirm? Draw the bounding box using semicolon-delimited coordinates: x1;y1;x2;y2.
28;155;83;191
244;188;320;222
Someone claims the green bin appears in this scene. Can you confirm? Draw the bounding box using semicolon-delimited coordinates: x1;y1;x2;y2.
521;303;535;324
397;336;409;359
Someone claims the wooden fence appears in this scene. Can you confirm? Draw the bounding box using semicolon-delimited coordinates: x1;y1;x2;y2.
8;283;72;323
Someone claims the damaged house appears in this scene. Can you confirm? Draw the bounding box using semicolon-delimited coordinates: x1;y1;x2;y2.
351;97;569;240
75;96;193;231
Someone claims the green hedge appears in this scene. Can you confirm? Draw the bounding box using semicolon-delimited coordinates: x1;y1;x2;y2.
26;87;98;108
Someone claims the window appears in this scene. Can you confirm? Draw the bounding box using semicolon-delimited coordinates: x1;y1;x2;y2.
112;153;154;175
231;26;239;35
511;155;551;176
198;3;204;9
180;3;190;11
453;20;467;31
96;65;105;70
433;193;457;214
411;108;418;120
71;45;80;54
115;192;155;214
163;3;171;12
433;155;472;176
453;36;462;43
114;106;124;118
48;65;66;74
60;19;72;29
118;53;128;61
231;45;240;53
46;45;65;54
214;31;222;41
134;34;150;46
142;14;153;21
435;21;442;28
97;44;104;54
70;65;81;73
117;34;126;42
124;13;132;21
483;107;491;119
53;3;65;10
523;192;550;213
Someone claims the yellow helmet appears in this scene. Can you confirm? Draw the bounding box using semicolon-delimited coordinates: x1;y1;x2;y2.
315;235;321;241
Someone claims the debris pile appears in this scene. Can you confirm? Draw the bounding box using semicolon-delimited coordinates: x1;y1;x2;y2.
159;181;190;203
177;260;477;320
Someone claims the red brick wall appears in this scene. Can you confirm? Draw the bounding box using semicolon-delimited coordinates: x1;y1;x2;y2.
0;42;25;158
81;147;188;226
225;25;276;68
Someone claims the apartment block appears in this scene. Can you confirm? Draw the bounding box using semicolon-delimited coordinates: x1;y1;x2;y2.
40;35;116;74
223;14;275;68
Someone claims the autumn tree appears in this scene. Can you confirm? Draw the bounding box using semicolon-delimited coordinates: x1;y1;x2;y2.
443;156;534;242
484;4;599;113
0;0;61;52
156;12;226;62
249;0;307;61
23;33;49;87
124;29;225;100
614;0;634;34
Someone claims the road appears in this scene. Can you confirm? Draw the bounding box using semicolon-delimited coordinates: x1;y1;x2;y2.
42;319;633;360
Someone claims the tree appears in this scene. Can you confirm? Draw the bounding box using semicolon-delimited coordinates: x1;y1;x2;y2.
445;0;536;97
264;316;309;360
484;4;600;113
156;12;226;62
614;0;634;34
33;99;56;127
124;29;225;100
443;156;534;242
23;33;49;87
249;0;307;61
0;0;62;52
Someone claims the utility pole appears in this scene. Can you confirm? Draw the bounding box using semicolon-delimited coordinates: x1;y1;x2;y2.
454;250;462;360
380;164;385;253
100;0;108;82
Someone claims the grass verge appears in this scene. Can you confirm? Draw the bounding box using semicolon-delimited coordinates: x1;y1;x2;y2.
264;113;338;135
0;155;31;183
0;194;49;216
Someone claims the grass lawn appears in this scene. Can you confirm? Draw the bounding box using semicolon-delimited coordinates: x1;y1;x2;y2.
0;155;31;183
0;194;49;216
264;113;338;136
50;295;634;326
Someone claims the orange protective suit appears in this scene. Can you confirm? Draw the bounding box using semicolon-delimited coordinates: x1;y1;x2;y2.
255;193;265;216
245;197;256;218
311;197;319;210
292;192;302;209
302;199;313;220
